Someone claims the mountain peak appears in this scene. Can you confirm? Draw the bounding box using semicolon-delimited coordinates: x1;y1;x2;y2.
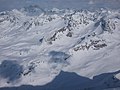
0;7;120;90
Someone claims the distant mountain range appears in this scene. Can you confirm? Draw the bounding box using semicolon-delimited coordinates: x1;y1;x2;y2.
0;6;120;90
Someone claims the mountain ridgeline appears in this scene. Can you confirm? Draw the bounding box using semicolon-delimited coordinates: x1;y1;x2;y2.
0;6;120;90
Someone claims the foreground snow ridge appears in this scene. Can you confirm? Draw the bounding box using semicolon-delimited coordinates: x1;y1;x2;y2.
0;7;120;90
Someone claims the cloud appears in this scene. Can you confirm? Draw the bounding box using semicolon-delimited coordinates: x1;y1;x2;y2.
88;0;95;5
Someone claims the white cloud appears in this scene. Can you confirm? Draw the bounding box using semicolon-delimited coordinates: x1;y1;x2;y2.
88;0;94;5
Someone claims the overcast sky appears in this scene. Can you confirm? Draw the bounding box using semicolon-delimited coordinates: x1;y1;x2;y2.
0;0;120;11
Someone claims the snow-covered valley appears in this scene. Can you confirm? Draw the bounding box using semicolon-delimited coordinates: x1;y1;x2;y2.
0;6;120;90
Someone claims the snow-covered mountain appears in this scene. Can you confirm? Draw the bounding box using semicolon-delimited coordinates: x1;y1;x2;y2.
0;6;120;90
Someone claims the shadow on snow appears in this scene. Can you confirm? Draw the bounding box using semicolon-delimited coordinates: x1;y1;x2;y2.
0;68;120;90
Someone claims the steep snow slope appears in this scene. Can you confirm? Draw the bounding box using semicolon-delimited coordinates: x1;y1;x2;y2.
0;8;120;90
